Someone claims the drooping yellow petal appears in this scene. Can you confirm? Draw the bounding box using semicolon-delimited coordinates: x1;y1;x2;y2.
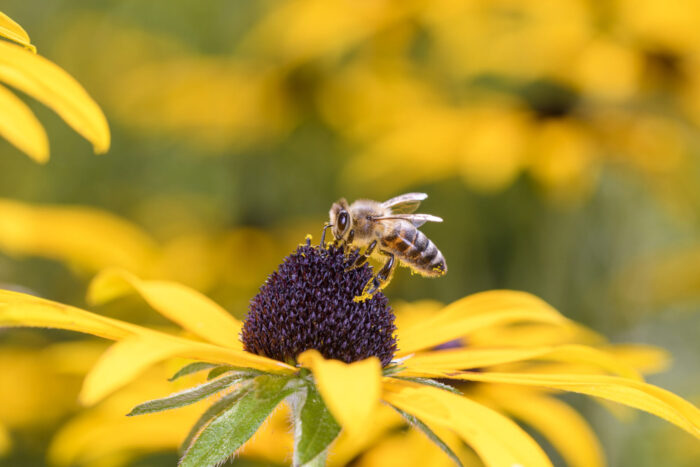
403;344;641;380
447;372;700;439
0;11;35;52
80;336;199;405
0;41;109;153
479;386;604;467
0;288;136;340
383;379;553;467
298;350;382;437
398;290;568;355
0;200;159;273
0;82;47;161
0;288;294;382
88;269;243;349
0;422;10;455
328;404;404;467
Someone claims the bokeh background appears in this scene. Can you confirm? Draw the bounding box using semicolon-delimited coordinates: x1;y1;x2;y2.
1;1;699;466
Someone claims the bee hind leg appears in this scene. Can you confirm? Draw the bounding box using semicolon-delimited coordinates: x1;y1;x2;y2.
355;250;395;301
344;240;377;272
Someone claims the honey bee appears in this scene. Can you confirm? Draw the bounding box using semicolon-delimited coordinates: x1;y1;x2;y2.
322;193;447;299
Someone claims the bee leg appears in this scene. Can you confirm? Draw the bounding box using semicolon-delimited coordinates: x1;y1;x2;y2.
339;229;355;253
360;250;395;299
345;240;377;272
320;223;332;247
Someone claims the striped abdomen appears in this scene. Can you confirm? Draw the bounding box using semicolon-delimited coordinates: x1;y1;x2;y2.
381;222;447;277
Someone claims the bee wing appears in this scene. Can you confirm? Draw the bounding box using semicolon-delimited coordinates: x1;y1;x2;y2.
381;192;428;214
374;214;443;228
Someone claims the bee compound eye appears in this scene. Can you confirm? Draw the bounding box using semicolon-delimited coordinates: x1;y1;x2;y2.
338;212;348;232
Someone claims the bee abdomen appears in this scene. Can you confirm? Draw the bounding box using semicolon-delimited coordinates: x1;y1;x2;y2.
387;225;446;277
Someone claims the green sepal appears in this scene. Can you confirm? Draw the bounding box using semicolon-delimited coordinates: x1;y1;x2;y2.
382;364;404;376
206;365;247;380
128;373;246;416
179;380;254;453
392;406;464;467
169;362;218;381
179;374;300;467
294;383;342;466
390;376;463;395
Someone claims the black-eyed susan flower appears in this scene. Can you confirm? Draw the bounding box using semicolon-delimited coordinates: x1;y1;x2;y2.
0;10;109;162
1;239;699;467
32;303;667;467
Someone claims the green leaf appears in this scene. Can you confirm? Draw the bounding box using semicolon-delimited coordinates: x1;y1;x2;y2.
128;373;245;416
180;375;299;467
180;381;254;453
169;362;218;381
294;384;342;465
390;376;463;395
392;406;464;467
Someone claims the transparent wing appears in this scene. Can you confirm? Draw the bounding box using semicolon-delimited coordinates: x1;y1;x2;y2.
374;214;443;228
381;193;428;214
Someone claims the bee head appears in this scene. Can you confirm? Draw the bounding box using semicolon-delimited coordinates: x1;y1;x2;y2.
329;198;352;240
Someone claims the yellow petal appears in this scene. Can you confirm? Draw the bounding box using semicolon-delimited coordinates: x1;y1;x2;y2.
447;372;700;439
383;379;553;467
80;336;196;405
398;290;568;355
81;334;292;403
601;344;671;375
0;199;159;273
48;401;199;467
353;424;470;467
0;11;35;52
0;82;47;161
298;350;382;437
468;321;606;348
0;288;135;341
480;386;604;467
404;344;641;380
0;422;10;455
88;269;242;349
328;404;404;467
0;288;293;382
0;41;109;153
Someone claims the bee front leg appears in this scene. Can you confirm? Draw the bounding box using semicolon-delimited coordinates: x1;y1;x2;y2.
320;223;332;247
344;240;377;272
356;250;395;301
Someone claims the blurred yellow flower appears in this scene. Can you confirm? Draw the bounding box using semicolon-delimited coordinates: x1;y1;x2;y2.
618;245;700;309
0;11;109;162
0;199;159;274
53;14;293;153
0;340;109;461
0;242;698;466
36;302;670;467
0;198;310;300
